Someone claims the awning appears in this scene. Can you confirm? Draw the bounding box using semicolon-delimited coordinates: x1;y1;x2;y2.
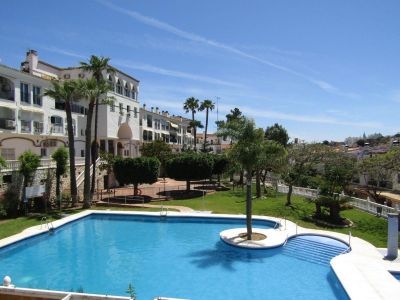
170;122;179;129
20;106;44;114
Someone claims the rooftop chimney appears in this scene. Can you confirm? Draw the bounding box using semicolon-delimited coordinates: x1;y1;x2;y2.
22;49;38;74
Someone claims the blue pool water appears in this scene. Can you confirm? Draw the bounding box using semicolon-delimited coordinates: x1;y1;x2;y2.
0;214;350;299
390;272;400;281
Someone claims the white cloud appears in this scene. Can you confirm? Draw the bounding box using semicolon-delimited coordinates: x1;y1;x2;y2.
113;60;241;87
97;0;358;98
40;46;86;59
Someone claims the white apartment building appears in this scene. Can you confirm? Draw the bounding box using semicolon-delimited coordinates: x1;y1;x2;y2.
140;105;195;152
0;50;141;160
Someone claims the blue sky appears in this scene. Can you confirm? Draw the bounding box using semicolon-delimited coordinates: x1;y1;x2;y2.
0;0;399;141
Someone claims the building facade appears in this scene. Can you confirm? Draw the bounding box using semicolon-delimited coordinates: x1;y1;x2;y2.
0;50;141;160
0;50;198;162
140;105;195;152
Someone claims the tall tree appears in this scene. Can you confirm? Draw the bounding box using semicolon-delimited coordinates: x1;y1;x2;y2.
282;144;329;206
199;99;215;151
265;123;289;147
183;97;200;150
221;117;264;240
80;55;114;196
45;80;81;206
189;120;203;150
51;147;69;210
18;150;40;213
140;140;172;178
79;78;110;208
256;140;287;198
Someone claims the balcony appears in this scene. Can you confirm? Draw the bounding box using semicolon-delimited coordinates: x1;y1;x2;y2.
33;121;44;134
50;124;63;134
20;120;31;133
0;118;16;130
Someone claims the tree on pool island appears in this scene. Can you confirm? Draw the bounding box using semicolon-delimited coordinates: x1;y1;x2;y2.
166;152;214;191
221;117;264;240
113;157;160;196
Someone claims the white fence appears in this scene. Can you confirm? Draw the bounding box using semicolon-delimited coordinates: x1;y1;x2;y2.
277;184;400;218
3;157;86;171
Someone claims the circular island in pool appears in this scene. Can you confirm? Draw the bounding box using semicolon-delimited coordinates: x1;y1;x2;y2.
220;227;288;249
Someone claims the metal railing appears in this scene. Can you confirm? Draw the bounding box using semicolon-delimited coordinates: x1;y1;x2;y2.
277;183;399;218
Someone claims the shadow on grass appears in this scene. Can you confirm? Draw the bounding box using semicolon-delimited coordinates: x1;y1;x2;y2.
158;189;204;200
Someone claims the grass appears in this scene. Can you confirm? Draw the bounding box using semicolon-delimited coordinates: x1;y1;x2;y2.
0;206;177;240
151;188;392;248
0;189;392;248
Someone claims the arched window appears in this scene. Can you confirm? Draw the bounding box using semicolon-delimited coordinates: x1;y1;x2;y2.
124;83;130;97
131;87;136;100
116;79;123;95
108;75;115;92
0;76;15;101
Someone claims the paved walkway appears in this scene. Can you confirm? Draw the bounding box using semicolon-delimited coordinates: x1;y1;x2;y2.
97;201;195;213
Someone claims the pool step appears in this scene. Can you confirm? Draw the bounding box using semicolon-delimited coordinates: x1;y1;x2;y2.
282;237;349;266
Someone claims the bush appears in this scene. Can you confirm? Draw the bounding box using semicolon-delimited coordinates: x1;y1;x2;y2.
166;153;214;191
1;188;20;217
114;157;160;195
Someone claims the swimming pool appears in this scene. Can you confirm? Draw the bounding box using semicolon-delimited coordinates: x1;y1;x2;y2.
0;213;349;299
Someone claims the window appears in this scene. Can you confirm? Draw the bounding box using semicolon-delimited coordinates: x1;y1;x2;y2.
40;148;47;157
119;103;123;114
81;150;85;157
124;149;130;156
78;73;85;78
127;105;131;116
108;75;115;92
0;76;14;101
1;148;15;160
116;79;123;94
133;107;138;118
131;88;136;100
177;136;182;144
50;116;63;133
63;74;71;79
124;83;130;97
33;86;41;105
21;120;31;133
20;82;29;103
33;121;44;134
147;115;152;128
154;119;160;130
81;129;84;136
398;173;400;184
110;103;115;112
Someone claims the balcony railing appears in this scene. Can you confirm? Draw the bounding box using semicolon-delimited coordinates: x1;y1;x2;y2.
21;120;31;133
0;91;14;101
50;124;63;134
33;122;44;134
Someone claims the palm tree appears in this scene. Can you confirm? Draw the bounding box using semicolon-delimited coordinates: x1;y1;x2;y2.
79;78;110;208
183;97;199;150
221;117;264;240
199;99;215;151
44;80;81;206
80;55;114;196
189;120;203;150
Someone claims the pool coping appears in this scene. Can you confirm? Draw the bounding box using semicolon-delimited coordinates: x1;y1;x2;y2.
1;210;400;300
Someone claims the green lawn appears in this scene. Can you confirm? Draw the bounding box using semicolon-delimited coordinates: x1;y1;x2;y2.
151;188;391;248
0;190;392;247
0;206;177;240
